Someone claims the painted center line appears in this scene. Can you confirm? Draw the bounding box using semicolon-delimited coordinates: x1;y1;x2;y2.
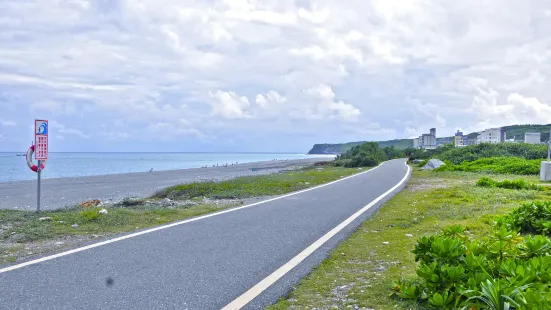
221;161;411;310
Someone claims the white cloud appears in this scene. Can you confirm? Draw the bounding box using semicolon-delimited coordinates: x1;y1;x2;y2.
209;90;252;119
1;0;551;151
471;90;551;129
302;84;361;122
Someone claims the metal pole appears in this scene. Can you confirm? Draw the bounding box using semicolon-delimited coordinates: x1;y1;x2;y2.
37;160;41;213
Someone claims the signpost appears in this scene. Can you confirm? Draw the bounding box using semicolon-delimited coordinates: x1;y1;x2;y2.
35;120;48;213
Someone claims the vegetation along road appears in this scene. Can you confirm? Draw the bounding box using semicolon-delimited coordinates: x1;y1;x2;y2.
0;159;410;309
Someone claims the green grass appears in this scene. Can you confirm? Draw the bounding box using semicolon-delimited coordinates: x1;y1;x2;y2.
268;169;551;310
1;165;359;266
155;166;360;199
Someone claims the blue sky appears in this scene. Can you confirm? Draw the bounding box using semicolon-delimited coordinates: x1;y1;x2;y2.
1;0;551;152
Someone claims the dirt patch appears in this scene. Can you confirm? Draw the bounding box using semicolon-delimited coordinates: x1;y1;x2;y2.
1;234;108;265
408;179;448;192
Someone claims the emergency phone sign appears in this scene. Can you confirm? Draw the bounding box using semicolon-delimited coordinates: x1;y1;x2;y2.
35;120;48;160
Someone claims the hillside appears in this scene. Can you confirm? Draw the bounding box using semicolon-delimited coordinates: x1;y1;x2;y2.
502;124;551;141
308;139;412;154
307;124;551;154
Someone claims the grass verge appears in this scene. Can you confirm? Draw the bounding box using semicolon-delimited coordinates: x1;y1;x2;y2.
268;168;551;310
155;166;362;200
1;165;360;266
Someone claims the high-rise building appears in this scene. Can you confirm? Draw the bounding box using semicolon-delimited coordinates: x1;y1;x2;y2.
416;128;437;149
476;128;506;144
454;130;466;147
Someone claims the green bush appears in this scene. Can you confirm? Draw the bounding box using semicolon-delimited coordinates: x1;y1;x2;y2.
476;177;544;191
79;208;101;222
418;159;429;167
498;201;551;235
393;225;551;309
476;176;496;187
411;143;548;164
436;157;541;175
394;203;551;309
334;142;390;168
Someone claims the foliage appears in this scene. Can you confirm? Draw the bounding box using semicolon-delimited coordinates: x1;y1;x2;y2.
410;143;548;164
334;142;390;168
436;157;541;175
394;201;551;309
308;139;414;154
79;207;101;222
476;177;544;191
498;201;551;236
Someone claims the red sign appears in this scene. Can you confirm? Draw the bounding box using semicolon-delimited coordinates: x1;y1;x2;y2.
35;120;49;160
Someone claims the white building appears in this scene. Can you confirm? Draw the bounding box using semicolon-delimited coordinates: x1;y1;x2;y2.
413;138;420;148
454;130;466;147
476;128;506;144
416;128;436;149
525;132;541;144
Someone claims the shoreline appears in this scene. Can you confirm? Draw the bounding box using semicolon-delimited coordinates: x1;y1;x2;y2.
0;158;333;211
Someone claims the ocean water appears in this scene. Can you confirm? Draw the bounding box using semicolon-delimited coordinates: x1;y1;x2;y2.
0;152;334;182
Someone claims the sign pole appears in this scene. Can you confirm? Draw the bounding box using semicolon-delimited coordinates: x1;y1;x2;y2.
547;128;551;162
37;160;41;213
34;119;48;213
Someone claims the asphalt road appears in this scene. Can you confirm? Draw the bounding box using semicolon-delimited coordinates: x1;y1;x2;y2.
0;159;410;310
0;158;330;210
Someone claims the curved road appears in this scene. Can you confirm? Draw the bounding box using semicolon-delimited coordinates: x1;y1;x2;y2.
0;159;410;310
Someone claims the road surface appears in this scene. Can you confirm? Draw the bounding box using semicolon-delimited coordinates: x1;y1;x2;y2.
0;159;410;310
0;158;331;210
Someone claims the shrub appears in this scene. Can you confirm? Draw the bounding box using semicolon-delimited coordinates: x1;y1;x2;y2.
411;143;548;164
476;177;544;191
436;157;541;175
498;201;551;235
393;225;551;309
417;159;429;167
334;142;389;168
79;208;101;222
394;203;551;309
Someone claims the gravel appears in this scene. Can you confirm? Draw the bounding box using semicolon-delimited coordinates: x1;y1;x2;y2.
0;158;331;211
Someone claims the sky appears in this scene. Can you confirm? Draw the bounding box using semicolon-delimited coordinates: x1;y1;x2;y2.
1;0;551;152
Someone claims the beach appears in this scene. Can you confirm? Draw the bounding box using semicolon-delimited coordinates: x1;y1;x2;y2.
0;158;332;211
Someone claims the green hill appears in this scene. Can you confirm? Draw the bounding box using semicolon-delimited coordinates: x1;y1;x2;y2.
501;124;551;141
307;124;551;154
308;139;412;154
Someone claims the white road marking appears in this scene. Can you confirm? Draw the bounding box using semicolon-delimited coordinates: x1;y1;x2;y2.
0;162;388;274
221;161;411;310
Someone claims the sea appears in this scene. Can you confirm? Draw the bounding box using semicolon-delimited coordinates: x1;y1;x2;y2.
0;152;334;182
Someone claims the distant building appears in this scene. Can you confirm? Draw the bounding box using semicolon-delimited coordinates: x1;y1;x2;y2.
525;132;541;144
417;128;436;149
436;137;452;147
476;128;506;144
413;138;420;148
454;130;466;147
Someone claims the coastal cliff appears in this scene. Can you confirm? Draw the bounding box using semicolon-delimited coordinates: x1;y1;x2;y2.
308;139;413;154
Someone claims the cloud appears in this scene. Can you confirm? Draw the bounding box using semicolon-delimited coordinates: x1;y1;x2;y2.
209;90;252;119
0;0;551;152
0;120;17;127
